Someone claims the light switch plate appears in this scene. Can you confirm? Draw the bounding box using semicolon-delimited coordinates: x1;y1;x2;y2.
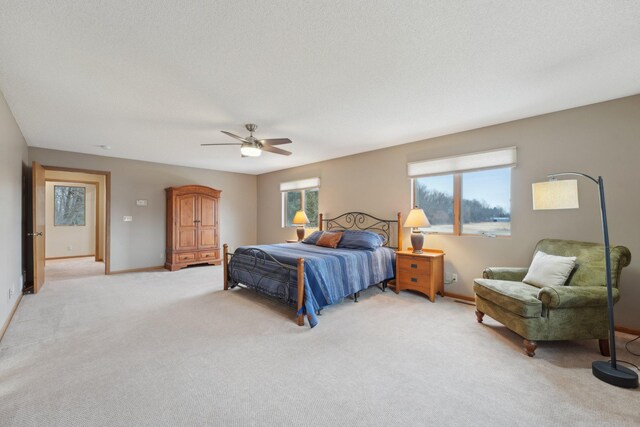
123;216;133;222
136;199;148;206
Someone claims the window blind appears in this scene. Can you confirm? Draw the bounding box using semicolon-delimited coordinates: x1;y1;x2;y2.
407;147;517;178
279;177;320;192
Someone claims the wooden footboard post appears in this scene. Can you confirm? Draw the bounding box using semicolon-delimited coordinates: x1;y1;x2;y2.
223;243;229;290
397;212;403;250
297;258;305;326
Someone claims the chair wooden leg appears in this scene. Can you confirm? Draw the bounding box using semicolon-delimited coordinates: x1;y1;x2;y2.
599;339;610;357
475;310;485;323
523;339;537;357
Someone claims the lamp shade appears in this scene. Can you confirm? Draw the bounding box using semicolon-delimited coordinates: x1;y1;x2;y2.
532;180;579;210
403;208;430;228
292;210;310;225
240;144;261;157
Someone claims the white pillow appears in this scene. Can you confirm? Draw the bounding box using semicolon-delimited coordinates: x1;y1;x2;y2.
522;251;576;287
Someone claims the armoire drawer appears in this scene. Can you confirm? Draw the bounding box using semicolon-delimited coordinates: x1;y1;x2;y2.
174;252;196;263
198;251;219;261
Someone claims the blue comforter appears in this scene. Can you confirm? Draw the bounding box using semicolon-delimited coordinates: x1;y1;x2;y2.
232;243;396;328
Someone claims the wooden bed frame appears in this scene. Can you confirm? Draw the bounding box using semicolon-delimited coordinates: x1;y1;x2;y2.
223;211;402;326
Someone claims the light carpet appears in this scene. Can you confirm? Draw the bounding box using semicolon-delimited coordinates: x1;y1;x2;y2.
0;265;638;426
45;257;105;282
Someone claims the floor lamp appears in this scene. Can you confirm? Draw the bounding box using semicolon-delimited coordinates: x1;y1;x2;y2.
532;172;638;389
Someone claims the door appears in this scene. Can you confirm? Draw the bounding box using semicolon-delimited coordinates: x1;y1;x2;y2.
176;194;198;251
31;162;46;293
198;195;218;249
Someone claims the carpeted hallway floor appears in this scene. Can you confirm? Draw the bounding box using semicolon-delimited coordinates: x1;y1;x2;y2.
0;265;638;426
45;257;105;282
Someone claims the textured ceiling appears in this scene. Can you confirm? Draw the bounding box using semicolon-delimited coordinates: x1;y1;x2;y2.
1;1;640;175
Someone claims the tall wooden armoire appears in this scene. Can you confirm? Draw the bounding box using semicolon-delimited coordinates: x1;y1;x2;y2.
165;185;221;271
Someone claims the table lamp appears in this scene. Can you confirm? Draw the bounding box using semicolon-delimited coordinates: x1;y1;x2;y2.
532;172;638;389
292;210;310;241
403;207;430;254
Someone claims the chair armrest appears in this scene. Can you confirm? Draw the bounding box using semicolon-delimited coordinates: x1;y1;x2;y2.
537;286;620;309
482;267;529;281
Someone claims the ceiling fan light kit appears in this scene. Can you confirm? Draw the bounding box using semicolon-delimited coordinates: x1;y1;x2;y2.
201;123;293;158
240;144;261;157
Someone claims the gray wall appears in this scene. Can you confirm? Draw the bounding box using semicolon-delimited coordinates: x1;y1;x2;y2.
257;95;640;330
29;148;257;273
0;90;28;330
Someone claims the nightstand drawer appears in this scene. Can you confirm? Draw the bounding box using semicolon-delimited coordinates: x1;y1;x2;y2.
397;257;430;274
398;271;430;288
397;274;429;289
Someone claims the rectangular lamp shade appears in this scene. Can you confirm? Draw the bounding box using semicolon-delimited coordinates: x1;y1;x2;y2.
532;180;579;210
292;210;310;225
404;208;430;228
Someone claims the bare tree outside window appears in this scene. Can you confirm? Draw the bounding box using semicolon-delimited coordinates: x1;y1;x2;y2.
54;186;86;226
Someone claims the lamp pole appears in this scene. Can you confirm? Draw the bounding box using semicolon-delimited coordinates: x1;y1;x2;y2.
547;172;637;388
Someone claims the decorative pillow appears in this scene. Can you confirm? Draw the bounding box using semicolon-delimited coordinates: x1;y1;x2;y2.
523;251;577;288
301;230;323;245
338;230;385;251
316;231;343;248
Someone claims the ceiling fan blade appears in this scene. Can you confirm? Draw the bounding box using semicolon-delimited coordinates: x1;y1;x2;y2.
261;145;292;156
221;130;250;143
258;138;292;146
200;143;242;146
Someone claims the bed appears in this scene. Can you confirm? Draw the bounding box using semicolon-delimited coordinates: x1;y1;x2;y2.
223;212;402;327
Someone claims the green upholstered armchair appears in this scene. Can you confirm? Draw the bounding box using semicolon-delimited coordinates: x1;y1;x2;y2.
473;239;631;357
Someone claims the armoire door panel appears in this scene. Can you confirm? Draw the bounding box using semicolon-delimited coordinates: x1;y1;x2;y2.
178;195;197;226
199;196;216;227
198;195;217;249
178;229;197;250
199;229;216;249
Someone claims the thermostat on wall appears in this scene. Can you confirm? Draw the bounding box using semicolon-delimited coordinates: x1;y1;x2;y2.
136;199;148;206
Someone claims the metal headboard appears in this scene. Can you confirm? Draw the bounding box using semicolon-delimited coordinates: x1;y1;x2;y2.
319;211;403;250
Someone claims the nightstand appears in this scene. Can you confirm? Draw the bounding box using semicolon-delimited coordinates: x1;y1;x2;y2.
394;249;445;302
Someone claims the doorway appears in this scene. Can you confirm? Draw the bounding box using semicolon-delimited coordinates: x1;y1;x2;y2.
25;164;111;293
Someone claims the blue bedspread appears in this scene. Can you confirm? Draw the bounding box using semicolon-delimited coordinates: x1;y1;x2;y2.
231;243;396;328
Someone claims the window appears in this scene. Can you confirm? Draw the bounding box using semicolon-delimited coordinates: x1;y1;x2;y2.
461;168;511;236
414;175;454;233
54;185;86;226
284;191;302;226
409;148;515;237
283;189;319;227
413;168;511;236
280;177;321;228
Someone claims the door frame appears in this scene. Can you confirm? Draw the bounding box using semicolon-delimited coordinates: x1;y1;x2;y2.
44;179;101;261
42;166;111;274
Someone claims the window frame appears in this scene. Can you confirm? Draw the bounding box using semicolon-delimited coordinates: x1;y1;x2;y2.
412;168;511;238
281;187;319;228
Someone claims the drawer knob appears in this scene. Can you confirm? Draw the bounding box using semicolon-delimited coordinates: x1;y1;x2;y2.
411;263;418;268
411;277;418;283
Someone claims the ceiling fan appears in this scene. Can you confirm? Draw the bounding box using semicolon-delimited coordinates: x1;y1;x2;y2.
201;124;292;157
